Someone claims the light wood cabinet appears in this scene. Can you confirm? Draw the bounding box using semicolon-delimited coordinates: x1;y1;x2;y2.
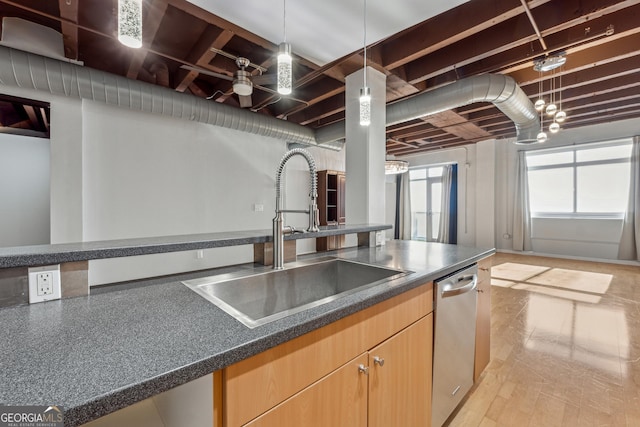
245;354;369;427
246;315;432;427
474;256;493;382
368;315;432;427
220;282;434;427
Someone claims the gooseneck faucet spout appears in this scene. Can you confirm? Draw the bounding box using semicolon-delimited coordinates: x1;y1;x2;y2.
273;148;320;269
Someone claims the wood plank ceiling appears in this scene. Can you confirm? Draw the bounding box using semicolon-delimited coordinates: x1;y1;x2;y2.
0;0;638;154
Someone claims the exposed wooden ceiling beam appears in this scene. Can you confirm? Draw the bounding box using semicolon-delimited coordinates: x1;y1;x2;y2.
174;27;234;92
58;0;78;60
405;0;638;86
379;0;528;69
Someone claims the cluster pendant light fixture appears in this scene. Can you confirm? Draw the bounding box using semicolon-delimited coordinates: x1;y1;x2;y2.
277;0;293;95
359;0;371;126
533;53;568;142
118;0;143;48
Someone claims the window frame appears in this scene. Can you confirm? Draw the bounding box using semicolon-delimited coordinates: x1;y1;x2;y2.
525;140;632;219
409;166;444;242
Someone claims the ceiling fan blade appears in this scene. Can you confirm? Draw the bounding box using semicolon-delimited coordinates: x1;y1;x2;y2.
251;74;277;86
180;64;234;82
238;94;252;108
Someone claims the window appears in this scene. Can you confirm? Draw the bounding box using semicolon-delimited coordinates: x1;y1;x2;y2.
526;140;632;217
409;166;443;241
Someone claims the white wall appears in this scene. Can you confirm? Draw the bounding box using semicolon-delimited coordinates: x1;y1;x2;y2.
0;84;345;285
82;101;290;284
0;133;50;246
82;101;348;285
384;174;396;241
475;139;495;249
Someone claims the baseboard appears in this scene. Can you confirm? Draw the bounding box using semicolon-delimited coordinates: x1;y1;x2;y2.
496;249;640;267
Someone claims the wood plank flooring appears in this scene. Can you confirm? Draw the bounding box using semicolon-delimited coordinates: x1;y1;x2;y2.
447;253;640;427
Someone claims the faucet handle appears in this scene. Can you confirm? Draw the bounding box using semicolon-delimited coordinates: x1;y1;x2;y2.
307;203;320;232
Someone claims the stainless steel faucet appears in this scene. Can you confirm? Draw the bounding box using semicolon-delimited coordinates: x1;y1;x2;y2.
273;148;320;269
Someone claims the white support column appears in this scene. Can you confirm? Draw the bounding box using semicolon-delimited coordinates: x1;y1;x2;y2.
345;66;387;226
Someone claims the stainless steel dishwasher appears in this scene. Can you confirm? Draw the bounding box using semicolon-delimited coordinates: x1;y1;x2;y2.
432;264;478;427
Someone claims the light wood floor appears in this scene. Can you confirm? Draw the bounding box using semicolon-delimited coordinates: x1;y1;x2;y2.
448;252;640;427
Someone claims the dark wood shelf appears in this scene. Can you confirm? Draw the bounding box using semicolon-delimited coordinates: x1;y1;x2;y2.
316;170;346;251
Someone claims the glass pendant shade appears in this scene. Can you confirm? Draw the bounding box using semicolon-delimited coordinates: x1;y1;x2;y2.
534;99;545;111
555;110;567;123
537;131;548;143
118;0;142;48
359;87;371;126
385;160;409;174
545;103;557;116
549;122;560;133
277;42;292;95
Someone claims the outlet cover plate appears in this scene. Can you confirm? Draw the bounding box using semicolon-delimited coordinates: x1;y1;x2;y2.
28;264;61;304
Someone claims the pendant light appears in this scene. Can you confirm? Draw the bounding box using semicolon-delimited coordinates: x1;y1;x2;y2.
118;0;143;48
277;0;292;95
359;0;371;126
536;97;547;143
385;159;409;174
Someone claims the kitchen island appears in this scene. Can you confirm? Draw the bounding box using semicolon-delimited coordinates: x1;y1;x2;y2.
0;240;493;426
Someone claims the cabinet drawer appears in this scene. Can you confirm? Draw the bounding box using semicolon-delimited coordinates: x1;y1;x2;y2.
223;282;433;426
245;354;369;427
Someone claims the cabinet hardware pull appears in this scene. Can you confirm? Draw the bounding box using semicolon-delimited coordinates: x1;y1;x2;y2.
373;356;385;366
477;289;484;293
358;364;369;375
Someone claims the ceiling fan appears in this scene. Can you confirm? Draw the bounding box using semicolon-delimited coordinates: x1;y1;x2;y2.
180;50;277;108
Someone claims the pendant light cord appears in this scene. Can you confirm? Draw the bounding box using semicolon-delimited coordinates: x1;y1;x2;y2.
363;0;367;87
283;0;287;42
559;71;562;110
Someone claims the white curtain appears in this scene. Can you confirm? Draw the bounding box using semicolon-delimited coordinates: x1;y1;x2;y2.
398;172;412;240
513;151;532;251
437;164;453;243
618;136;640;261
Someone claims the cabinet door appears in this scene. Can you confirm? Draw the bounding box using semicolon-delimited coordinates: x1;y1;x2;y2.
245;354;368;427
474;256;492;381
368;314;433;427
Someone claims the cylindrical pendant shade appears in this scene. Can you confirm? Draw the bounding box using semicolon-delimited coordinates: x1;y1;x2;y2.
118;0;142;48
277;42;292;95
359;86;371;126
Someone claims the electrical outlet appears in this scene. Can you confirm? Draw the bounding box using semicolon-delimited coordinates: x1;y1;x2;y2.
37;272;54;296
28;265;61;304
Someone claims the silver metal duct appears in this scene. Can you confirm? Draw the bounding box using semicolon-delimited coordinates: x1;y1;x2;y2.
316;74;540;145
0;45;537;148
0;46;338;149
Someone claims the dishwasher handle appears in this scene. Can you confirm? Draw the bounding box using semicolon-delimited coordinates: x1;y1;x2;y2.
440;274;477;298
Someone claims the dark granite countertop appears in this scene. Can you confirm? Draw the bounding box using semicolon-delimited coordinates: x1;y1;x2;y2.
0;224;390;268
0;240;494;426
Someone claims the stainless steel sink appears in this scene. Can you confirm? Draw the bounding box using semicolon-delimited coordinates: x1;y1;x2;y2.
182;258;408;328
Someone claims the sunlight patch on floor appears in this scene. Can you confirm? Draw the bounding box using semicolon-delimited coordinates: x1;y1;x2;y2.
491;262;550;282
